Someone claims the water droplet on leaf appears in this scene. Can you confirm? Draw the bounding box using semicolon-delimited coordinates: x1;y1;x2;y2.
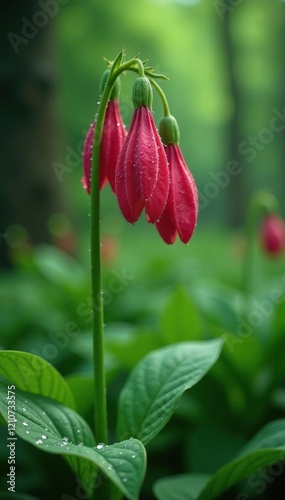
96;443;105;450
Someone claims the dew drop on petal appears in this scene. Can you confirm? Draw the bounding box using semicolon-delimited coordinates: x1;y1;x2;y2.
131;454;136;459
41;435;47;440
96;443;105;450
36;439;43;445
22;422;28;427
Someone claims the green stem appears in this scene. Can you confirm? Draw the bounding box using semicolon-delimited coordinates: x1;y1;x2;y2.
150;78;170;116
89;54;147;499
90;92;109;446
112;57;145;80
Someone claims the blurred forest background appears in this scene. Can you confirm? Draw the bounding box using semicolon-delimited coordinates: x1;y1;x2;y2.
1;3;285;497
1;0;285;267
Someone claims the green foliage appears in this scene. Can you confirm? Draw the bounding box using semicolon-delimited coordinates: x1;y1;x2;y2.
117;339;223;444
1;228;285;497
0;381;146;500
154;419;285;500
0;351;74;409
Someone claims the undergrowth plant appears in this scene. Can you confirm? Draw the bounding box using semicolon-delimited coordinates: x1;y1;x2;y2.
1;51;285;500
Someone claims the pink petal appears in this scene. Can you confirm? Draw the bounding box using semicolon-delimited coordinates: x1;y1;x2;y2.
166;145;198;244
115;110;144;222
82;121;107;194
102;100;127;193
145;113;169;222
155;206;177;244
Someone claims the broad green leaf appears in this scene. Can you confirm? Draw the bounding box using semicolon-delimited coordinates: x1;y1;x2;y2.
191;283;241;332
117;339;223;445
195;419;285;500
154;473;210;500
0;383;146;500
160;287;202;343
0;351;74;409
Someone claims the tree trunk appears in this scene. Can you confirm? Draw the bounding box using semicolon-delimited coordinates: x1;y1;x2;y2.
220;4;246;226
0;1;71;268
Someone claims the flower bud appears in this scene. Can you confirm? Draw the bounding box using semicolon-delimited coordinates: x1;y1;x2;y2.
132;77;153;109
260;214;285;256
159;115;180;145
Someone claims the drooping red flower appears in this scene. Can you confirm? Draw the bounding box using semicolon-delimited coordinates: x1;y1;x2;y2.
155;144;198;244
115;77;169;223
82;99;127;194
260;214;285;256
155;115;198;244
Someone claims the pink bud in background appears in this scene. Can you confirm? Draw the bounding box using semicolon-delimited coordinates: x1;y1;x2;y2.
260;214;285;256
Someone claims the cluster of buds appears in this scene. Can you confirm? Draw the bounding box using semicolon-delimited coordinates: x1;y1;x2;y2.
82;55;198;244
259;213;285;257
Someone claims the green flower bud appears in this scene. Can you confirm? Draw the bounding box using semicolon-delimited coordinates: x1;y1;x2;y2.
159;115;180;145
132;77;153;109
100;70;121;100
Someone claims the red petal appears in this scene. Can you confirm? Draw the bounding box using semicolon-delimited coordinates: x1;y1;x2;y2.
115;107;169;224
166;145;198;244
155;206;177;244
82;122;94;194
115;110;144;222
101;100;127;193
82;121;107;194
145;113;169;222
